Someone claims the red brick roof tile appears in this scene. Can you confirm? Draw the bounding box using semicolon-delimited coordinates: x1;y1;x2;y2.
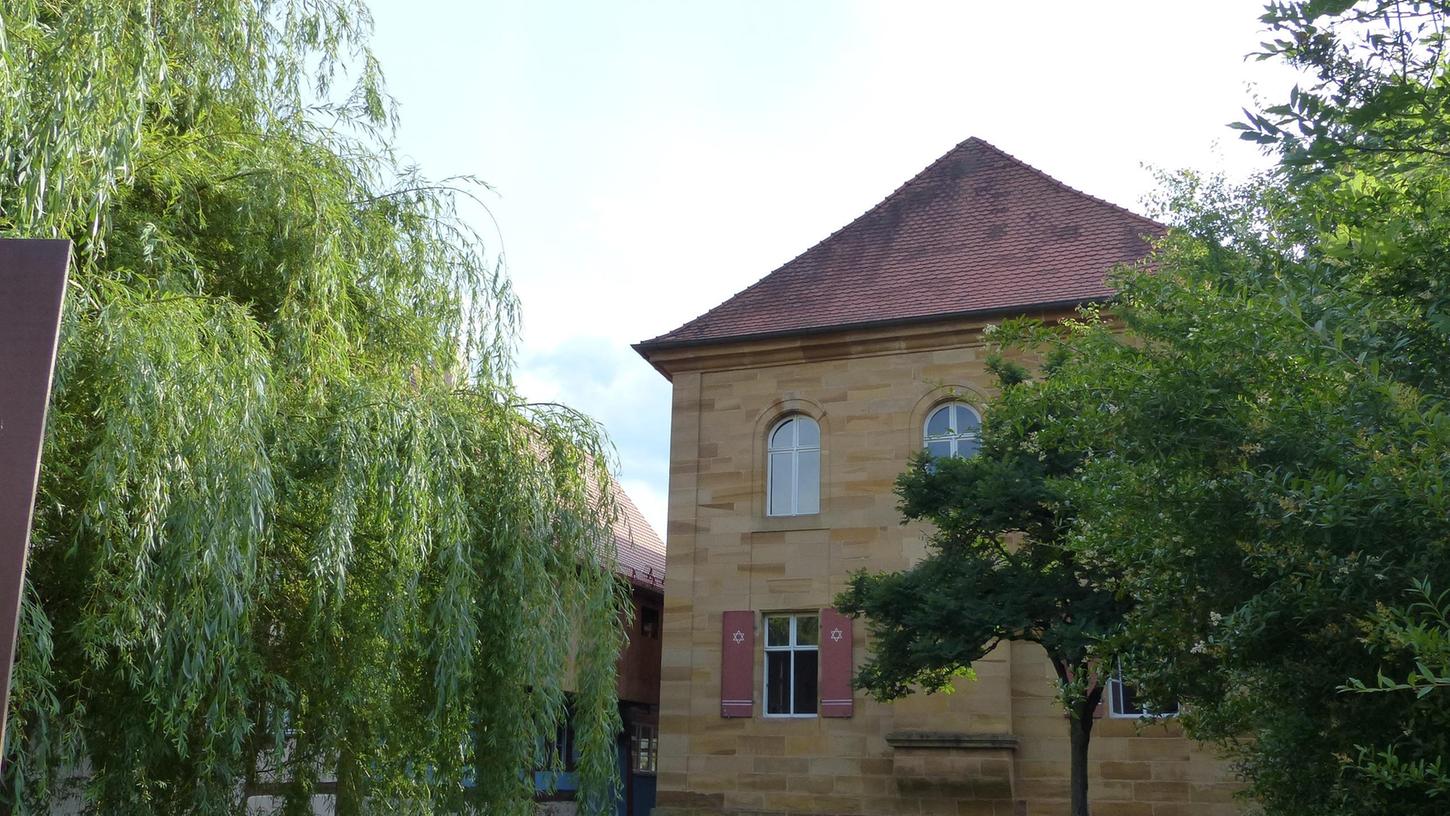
636;138;1163;351
608;477;665;590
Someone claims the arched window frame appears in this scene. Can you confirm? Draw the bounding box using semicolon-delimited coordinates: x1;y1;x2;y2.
922;402;982;459
766;415;820;517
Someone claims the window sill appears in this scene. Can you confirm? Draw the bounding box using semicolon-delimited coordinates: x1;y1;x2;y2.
761;713;819;720
756;514;827;533
884;732;1019;751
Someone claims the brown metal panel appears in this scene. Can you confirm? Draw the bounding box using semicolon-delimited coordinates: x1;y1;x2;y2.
0;239;71;749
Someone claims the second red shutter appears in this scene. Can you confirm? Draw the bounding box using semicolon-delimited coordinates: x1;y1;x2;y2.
819;608;854;717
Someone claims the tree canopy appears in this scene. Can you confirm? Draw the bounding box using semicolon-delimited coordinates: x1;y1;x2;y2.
837;354;1134;816
844;3;1450;813
1;2;626;814
970;3;1450;813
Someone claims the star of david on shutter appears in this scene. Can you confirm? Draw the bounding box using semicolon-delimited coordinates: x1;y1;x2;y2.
819;608;854;718
720;611;755;717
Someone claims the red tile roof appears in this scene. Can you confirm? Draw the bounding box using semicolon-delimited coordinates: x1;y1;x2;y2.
636;138;1163;351
573;449;665;589
606;476;665;590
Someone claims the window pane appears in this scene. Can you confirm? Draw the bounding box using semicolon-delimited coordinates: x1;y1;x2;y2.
631;724;658;773
926;406;951;438
957;437;981;458
795;615;819;646
769;451;794;514
796;450;820;514
927;440;952;459
770;418;795;450
766;616;790;647
1112;678;1131;714
956;405;981;431
766;651;792;714
1116;677;1178;716
1120;681;1142;715
795;417;819;448
793;650;819;715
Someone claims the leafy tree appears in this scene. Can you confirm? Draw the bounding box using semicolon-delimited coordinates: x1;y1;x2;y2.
837;356;1133;816
1240;0;1450;169
847;3;1450;813
957;1;1450;811
1344;580;1450;799
977;187;1450;813
1;2;626;814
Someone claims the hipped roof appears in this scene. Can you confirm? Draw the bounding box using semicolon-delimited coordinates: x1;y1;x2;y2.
636;138;1163;354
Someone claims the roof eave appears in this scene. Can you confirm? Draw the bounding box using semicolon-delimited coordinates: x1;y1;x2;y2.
633;294;1110;377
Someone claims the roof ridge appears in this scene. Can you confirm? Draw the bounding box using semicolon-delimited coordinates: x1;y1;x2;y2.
638;137;985;347
962;138;1163;231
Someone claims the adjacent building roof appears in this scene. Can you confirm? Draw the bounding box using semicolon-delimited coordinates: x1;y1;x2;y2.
636;138;1163;352
607;477;665;591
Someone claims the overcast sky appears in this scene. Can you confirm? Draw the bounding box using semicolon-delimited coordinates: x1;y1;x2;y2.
365;1;1300;535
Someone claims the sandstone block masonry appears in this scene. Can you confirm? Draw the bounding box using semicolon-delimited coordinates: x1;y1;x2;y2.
640;317;1242;816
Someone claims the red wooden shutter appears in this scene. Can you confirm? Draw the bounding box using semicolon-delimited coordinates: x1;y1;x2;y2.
819;608;854;717
720;611;755;717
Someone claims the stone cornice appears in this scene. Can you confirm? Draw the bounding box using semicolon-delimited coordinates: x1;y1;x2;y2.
637;307;1081;380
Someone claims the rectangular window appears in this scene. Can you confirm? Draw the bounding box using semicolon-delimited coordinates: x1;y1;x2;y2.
630;722;658;775
1108;666;1179;719
763;614;819;717
640;605;661;639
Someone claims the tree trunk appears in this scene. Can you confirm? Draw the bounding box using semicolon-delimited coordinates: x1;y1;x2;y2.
1069;687;1102;816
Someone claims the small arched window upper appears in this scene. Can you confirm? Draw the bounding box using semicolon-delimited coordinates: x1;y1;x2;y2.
767;416;820;516
923;402;981;459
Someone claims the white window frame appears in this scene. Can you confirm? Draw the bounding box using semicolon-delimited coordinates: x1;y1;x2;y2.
766;416;820;517
762;613;819;718
923;402;982;459
629;721;658;775
1107;664;1180;719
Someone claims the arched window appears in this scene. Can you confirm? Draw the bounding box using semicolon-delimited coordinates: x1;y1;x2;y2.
767;415;820;516
923;402;981;459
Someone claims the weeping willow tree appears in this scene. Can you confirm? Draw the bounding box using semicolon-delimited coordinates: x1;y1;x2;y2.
0;2;627;813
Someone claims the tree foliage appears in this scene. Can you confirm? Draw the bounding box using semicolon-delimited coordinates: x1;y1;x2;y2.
846;2;1450;813
837;354;1133;816
1;2;626;814
957;2;1450;813
980;178;1450;812
1241;0;1450;168
1344;580;1450;799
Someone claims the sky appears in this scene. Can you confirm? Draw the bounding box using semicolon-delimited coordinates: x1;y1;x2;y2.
364;1;1301;536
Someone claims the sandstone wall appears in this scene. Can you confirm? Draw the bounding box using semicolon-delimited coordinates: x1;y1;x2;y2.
646;317;1240;816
